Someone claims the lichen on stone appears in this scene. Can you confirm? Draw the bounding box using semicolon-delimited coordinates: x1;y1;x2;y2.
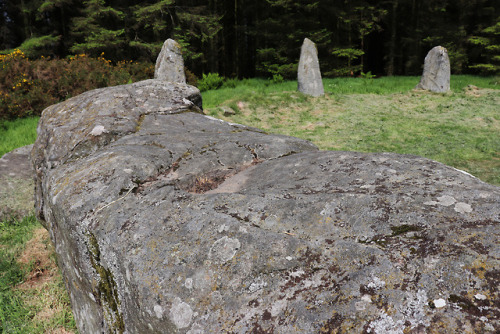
86;232;125;333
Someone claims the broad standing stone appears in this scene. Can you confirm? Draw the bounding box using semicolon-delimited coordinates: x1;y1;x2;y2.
155;39;186;83
297;38;324;97
415;46;450;93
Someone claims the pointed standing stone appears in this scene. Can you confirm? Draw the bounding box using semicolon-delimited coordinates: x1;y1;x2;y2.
155;39;186;83
297;38;324;97
415;46;450;93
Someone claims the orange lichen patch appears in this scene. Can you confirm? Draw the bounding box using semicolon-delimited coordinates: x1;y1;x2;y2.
466;256;493;280
17;227;57;289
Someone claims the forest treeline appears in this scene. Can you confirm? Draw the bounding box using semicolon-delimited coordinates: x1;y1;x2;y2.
1;0;499;78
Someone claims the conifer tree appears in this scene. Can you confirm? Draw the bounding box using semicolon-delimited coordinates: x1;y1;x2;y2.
37;0;79;56
469;16;500;74
130;0;175;61
70;0;126;59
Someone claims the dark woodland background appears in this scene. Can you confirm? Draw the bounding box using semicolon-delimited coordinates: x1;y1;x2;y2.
1;0;499;78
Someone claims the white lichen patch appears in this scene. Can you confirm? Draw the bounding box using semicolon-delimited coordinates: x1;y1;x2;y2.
208;236;240;264
154;304;163;318
248;278;268;293
320;201;341;216
424;195;457;206
436;195;456;206
367;312;403;334
185;278;193;290
474;294;487;300
271;299;288;317
367;276;386;290
400;290;430;329
90;125;108;136
434;298;446;308
454;202;472;213
355;294;372;311
290;270;305;278
169;297;193;329
218;224;229;233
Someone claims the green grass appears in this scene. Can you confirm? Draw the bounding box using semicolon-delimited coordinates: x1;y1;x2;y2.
203;75;500;185
0;215;77;333
0;215;38;332
202;75;500;108
0;117;39;157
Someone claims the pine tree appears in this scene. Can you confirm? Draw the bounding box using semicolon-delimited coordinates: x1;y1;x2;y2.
37;0;80;57
256;0;332;78
70;0;126;60
469;16;500;74
130;0;175;61
332;2;387;76
173;1;223;75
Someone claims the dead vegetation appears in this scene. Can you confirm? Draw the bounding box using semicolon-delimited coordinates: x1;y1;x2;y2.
14;227;76;333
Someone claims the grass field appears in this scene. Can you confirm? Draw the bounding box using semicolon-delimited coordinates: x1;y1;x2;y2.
205;76;500;186
0;75;499;332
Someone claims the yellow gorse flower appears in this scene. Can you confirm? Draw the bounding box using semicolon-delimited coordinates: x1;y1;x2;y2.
0;49;26;63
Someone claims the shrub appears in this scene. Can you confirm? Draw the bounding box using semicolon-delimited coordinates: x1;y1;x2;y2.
197;72;225;92
222;78;239;89
271;74;284;84
0;50;154;120
360;71;376;79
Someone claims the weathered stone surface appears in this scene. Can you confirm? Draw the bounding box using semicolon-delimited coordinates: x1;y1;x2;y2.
297;38;324;97
33;81;500;332
416;46;450;93
155;39;186;83
0;145;34;221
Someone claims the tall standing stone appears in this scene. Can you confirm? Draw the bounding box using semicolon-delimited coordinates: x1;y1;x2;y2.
415;46;450;93
154;39;186;83
297;38;324;97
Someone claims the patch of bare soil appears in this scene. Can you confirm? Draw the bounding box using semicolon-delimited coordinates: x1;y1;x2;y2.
47;328;75;334
464;85;482;97
16;228;76;333
17;228;57;289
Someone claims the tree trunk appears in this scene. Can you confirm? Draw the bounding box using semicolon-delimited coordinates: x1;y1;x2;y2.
20;0;30;39
234;0;239;77
386;0;398;76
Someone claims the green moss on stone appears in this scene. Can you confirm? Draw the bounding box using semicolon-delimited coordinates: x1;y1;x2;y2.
390;224;421;236
87;232;125;333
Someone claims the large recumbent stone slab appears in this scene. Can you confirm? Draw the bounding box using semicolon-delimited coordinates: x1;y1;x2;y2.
32;80;499;333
